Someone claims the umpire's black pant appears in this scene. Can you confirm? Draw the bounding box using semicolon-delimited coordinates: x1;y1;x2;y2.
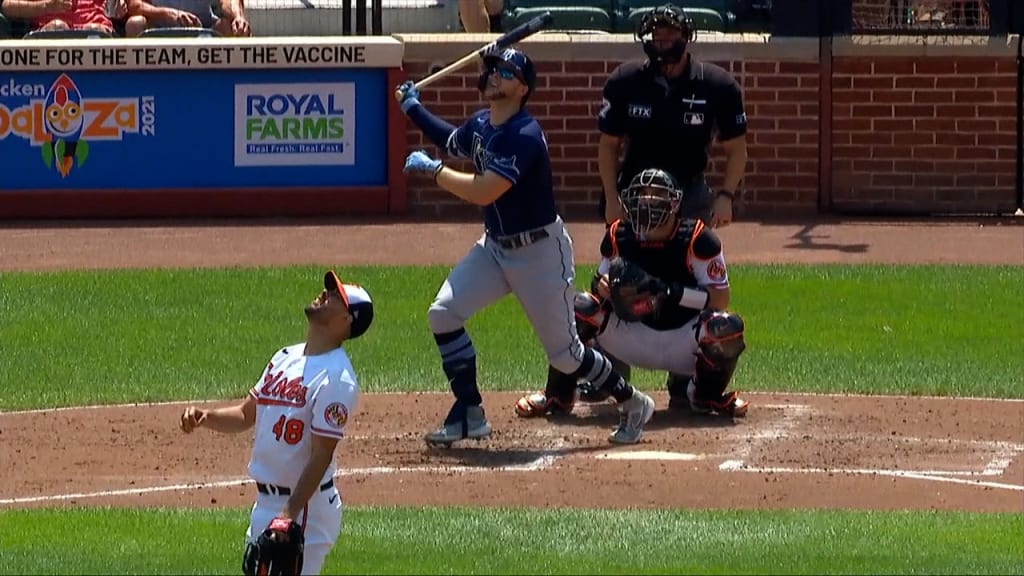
600;173;715;226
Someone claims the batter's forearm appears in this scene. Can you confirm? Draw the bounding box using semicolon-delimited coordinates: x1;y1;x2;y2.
434;167;504;206
405;104;458;153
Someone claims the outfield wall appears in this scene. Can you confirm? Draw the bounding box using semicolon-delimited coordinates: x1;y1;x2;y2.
0;34;1017;220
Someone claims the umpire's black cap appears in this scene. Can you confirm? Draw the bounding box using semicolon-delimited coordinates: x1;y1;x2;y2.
324;270;374;340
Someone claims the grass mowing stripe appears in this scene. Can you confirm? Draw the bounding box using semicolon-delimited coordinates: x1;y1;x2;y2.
1;264;1021;410
0;506;1021;575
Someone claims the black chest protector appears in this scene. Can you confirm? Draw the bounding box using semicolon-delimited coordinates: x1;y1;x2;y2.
602;219;701;331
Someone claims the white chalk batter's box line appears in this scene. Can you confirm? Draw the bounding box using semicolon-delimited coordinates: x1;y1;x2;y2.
585;401;1024;492
717;463;1024;492
706;404;1024;492
0;440;569;506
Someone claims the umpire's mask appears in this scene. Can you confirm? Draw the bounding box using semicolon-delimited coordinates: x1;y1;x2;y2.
619;168;683;235
637;4;695;66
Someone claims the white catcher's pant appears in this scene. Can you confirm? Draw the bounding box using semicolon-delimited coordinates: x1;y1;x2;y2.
245;484;343;575
594;312;701;376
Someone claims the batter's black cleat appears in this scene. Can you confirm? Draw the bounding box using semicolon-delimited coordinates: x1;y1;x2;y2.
424;405;492;445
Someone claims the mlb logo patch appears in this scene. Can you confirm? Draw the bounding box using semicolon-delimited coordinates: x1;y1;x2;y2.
683;112;704;126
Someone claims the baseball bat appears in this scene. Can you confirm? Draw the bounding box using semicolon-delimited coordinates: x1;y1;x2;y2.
394;11;554;101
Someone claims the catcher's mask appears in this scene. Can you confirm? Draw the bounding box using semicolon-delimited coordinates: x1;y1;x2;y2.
619;168;683;235
477;47;537;105
636;4;695;66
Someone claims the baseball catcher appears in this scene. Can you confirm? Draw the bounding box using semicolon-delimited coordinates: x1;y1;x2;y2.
243;517;305;576
515;167;749;419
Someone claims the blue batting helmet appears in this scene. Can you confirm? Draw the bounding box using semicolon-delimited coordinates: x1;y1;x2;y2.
477;47;537;102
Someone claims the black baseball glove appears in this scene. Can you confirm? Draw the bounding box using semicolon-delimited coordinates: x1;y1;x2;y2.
243;517;305;576
606;257;671;322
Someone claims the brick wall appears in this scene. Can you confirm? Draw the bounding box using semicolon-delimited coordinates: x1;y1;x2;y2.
401;56;820;219
831;55;1016;212
398;35;1019;219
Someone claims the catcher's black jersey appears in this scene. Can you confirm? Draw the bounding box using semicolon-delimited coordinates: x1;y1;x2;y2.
600;218;729;331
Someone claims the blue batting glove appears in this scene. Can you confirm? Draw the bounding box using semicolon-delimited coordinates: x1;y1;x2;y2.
404;150;442;175
395;81;421;114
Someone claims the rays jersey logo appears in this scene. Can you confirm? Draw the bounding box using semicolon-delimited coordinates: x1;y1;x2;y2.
471;132;519;179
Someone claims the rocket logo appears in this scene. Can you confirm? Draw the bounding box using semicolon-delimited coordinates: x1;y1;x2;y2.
41;74;90;178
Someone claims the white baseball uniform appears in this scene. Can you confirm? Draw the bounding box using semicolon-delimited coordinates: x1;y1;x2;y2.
244;342;360;576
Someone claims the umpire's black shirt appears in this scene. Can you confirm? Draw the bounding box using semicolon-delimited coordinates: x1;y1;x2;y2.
599;54;748;189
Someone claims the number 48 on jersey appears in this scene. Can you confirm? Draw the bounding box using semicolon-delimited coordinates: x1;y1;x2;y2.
272;415;305;444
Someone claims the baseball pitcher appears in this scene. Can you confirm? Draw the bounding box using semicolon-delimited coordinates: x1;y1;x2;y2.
515;168;749;419
179;270;374;576
396;47;656;446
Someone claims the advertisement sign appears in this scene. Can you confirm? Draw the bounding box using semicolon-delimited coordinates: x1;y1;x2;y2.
234;82;356;168
0;68;387;191
0;37;405;71
0;73;155;180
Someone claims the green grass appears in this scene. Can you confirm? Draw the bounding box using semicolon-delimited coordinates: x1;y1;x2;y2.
1;264;1022;411
0;506;1021;575
2;265;1022;576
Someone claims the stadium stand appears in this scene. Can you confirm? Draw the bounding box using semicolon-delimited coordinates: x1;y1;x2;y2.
244;0;754;37
0;0;768;38
498;0;739;35
244;0;460;36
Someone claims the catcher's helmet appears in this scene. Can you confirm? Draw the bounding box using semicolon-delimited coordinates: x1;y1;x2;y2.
619;168;684;235
477;47;537;103
636;4;695;66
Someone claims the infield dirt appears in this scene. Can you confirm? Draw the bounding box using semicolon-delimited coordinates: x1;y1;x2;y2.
1;217;1022;512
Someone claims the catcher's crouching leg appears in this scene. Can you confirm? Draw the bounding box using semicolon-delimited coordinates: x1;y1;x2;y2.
685;310;749;417
515;292;608;418
666;372;691;410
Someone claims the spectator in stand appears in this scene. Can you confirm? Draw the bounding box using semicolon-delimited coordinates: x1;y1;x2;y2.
3;0;126;35
459;0;502;32
124;0;251;36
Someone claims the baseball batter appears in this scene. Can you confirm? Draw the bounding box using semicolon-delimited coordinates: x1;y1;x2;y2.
516;169;749;418
396;47;656;446
179;270;374;576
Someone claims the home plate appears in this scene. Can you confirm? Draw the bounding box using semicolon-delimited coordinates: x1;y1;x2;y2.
595;450;706;461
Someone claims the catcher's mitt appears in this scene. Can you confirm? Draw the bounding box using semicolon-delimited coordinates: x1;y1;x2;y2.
243;517;305;576
606;257;670;322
